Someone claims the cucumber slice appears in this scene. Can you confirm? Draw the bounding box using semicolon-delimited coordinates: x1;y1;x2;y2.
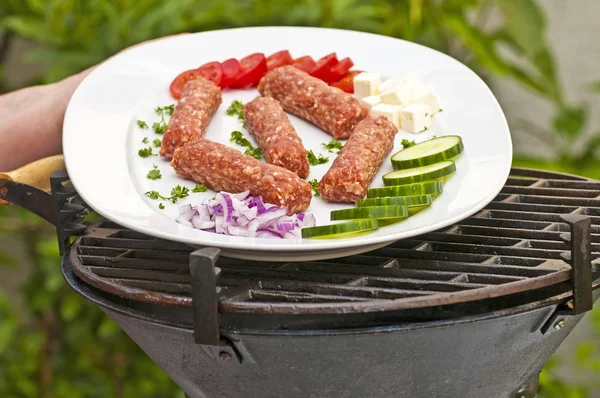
367;181;443;198
301;220;379;239
383;161;455;186
356;195;432;208
392;135;464;169
331;205;408;221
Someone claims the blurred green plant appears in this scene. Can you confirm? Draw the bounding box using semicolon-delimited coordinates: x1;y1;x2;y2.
0;0;598;396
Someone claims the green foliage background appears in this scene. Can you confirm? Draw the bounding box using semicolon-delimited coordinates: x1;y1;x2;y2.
0;1;598;397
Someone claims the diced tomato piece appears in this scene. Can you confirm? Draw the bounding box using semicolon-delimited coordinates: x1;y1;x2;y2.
169;69;203;99
328;57;354;82
221;58;242;88
331;81;354;93
230;53;267;88
311;53;339;82
292;56;318;74
340;70;364;83
267;50;293;71
197;61;223;86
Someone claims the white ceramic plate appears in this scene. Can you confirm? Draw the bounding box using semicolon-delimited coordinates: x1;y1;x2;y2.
63;27;512;261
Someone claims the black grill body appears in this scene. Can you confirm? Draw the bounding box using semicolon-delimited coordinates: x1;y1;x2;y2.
63;260;599;398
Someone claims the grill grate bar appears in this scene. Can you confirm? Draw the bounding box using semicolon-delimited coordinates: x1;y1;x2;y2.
68;168;600;314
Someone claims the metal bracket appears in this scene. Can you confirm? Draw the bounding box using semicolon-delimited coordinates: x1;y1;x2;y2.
50;171;88;255
540;214;593;334
189;248;251;363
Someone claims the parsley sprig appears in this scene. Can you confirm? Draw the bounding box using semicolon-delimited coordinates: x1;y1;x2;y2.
142;137;149;144
138;147;157;158
152;138;161;147
401;139;416;148
192;184;208;193
226;100;245;125
322;139;344;153
307;150;329;165
145;185;190;203
147;165;162;180
152;104;175;134
230;130;262;160
308;179;320;196
137;120;148;129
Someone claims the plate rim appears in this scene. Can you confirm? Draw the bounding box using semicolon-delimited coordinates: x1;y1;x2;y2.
63;26;512;254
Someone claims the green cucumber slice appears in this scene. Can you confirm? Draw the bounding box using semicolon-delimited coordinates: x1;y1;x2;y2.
356;195;432;208
301;220;379;239
392;135;464;169
367;181;443;198
330;205;408;221
383;161;455;186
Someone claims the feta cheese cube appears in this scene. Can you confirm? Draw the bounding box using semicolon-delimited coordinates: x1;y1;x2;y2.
360;95;381;109
400;104;432;133
379;81;415;106
371;103;403;128
353;72;381;99
412;83;442;114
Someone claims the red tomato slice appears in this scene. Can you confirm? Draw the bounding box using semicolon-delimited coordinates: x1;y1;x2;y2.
311;53;339;82
170;69;202;99
267;50;293;71
221;58;242;88
331;81;354;93
292;56;318;74
197;61;223;87
340;70;364;83
230;53;267;88
328;57;354;82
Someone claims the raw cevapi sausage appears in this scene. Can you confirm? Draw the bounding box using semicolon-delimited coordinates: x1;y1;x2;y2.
257;65;369;139
243;97;310;178
319;115;398;202
160;79;221;159
171;139;312;214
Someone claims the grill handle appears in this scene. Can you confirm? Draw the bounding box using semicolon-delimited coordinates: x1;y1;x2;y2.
0;155;66;205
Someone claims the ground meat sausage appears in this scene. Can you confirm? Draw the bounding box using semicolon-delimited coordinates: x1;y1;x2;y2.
243;97;310;178
160;79;221;159
258;66;369;139
319;115;398;202
172;139;312;214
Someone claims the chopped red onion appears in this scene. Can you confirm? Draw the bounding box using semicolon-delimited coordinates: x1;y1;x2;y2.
176;191;313;239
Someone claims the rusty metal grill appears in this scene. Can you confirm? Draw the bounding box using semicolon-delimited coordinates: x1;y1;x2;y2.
68;168;600;316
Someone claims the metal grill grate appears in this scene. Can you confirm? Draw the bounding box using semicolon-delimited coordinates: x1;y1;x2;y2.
69;168;600;315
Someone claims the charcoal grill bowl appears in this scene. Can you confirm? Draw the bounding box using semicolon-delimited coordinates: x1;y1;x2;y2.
63;256;600;398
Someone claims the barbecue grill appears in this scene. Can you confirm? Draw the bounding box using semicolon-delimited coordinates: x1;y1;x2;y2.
1;163;599;398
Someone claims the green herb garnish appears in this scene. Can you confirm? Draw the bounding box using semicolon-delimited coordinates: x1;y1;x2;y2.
155;104;175;116
158;203;165;209
322;139;344;153
226;100;244;122
147;168;162;180
152;138;161;147
401;139;416;148
152;121;167;135
145;185;190;203
138;147;156;158
142;137;149;144
307;150;329;166
137;120;149;129
230;130;262;160
309;179;320;196
192;184;208;193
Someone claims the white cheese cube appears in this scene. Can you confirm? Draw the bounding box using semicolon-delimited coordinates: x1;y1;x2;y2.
360;95;381;109
379;81;415;106
412;83;442;113
353;72;381;99
400;104;432;133
371;103;403;128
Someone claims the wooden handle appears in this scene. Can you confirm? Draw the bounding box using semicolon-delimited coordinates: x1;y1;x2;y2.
0;155;66;205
